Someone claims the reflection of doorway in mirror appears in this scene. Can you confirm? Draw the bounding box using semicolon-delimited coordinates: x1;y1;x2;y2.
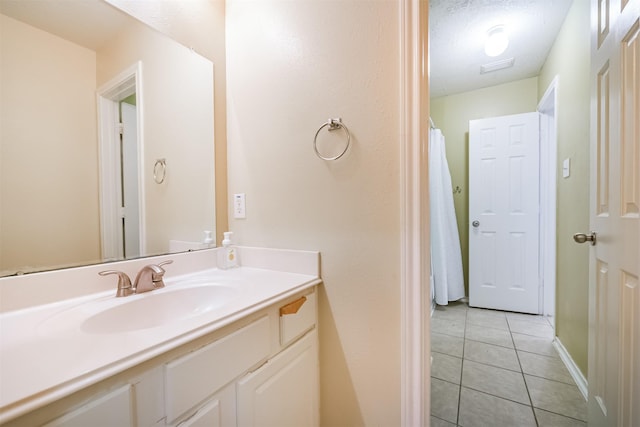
97;62;145;262
120;100;140;259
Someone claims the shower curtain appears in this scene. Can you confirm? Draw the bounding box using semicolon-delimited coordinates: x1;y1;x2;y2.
429;128;465;305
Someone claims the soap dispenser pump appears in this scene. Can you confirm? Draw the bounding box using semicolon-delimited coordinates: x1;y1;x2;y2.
220;231;238;269
203;230;214;247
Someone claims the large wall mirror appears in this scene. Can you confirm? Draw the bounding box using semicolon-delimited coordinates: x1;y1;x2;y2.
0;0;216;277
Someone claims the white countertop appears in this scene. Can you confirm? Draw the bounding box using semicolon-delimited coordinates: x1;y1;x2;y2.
0;248;320;423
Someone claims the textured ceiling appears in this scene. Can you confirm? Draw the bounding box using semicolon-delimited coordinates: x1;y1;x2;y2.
429;0;573;98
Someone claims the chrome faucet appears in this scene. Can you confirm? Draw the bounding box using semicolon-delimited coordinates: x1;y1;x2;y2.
99;260;173;297
134;260;173;293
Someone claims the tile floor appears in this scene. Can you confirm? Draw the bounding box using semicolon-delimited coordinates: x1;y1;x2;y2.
430;301;587;427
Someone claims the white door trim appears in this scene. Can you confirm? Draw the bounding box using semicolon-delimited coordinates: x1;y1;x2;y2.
97;62;145;260
537;76;559;325
97;95;122;261
400;0;429;425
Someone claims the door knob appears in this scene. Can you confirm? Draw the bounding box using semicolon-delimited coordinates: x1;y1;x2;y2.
472;220;480;228
573;232;597;246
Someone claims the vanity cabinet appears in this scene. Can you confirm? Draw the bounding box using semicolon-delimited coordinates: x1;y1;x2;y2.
43;384;134;427
170;384;235;427
168;291;318;427
42;366;165;427
237;330;318;427
164;316;270;426
7;287;318;427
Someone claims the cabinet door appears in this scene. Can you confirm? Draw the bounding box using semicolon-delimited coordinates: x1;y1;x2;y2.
171;383;236;427
165;316;270;424
44;385;133;427
237;330;318;427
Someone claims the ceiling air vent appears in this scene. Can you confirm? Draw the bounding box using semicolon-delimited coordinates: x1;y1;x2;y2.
480;57;515;74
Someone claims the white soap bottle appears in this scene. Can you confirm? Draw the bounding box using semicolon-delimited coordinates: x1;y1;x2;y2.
220;231;238;269
203;230;214;247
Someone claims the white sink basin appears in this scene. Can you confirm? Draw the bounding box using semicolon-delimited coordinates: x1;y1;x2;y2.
39;284;238;335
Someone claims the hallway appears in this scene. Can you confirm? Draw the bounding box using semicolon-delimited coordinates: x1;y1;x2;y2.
430;302;587;426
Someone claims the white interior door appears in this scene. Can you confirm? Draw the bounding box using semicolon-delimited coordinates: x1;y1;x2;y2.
469;112;540;314
587;0;639;425
121;102;140;259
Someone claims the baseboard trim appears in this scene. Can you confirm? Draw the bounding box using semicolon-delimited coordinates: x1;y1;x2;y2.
553;337;588;400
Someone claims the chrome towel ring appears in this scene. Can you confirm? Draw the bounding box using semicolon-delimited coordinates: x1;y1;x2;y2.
153;158;167;184
313;118;351;161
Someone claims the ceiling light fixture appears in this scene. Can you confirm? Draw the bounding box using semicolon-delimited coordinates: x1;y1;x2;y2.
484;25;509;57
480;57;515;74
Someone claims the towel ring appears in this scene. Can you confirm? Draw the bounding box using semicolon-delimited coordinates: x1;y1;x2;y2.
313;118;351;161
153;158;166;184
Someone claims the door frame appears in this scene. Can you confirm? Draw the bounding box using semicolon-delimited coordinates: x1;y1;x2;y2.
537;76;559;324
96;62;145;261
120;101;141;259
400;0;430;425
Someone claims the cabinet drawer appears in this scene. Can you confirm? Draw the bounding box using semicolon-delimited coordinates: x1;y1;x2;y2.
175;399;219;427
44;385;133;427
279;291;316;347
164;316;270;423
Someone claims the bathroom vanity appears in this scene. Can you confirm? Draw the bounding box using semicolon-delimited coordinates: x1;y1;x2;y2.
0;247;320;427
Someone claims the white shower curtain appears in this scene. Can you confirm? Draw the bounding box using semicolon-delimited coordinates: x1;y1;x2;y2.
429;128;465;305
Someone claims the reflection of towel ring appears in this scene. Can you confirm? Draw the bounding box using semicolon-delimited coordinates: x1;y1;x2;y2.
313;118;351;161
153;158;166;184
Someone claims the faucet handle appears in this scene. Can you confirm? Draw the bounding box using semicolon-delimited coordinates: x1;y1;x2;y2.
151;260;173;288
157;260;173;269
99;270;133;297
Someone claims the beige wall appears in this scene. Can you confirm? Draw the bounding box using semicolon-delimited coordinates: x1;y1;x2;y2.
106;0;228;245
96;19;215;254
0;14;100;275
538;0;590;376
226;1;401;425
429;77;539;293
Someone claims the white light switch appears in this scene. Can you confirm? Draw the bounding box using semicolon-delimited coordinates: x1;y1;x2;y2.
563;158;571;178
234;193;246;219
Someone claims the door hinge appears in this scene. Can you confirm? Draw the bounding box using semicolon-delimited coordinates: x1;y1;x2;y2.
118;122;124;135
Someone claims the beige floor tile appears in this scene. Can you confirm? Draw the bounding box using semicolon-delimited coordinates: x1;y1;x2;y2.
433;307;468;322
518;351;574;384
465;324;514;348
431;377;460;424
432;352;463;384
461;360;529;404
432;332;464;358
432;317;466;338
534;408;587;427
506;311;552;325
430;415;457;427
443;301;469;311
467;307;506;318
525;375;587;421
508;318;554;338
458;387;536;427
466;311;510;330
512;332;559;358
464;340;520;372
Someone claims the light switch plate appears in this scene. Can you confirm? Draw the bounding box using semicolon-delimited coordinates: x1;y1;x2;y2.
234;193;246;219
563;158;571;178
